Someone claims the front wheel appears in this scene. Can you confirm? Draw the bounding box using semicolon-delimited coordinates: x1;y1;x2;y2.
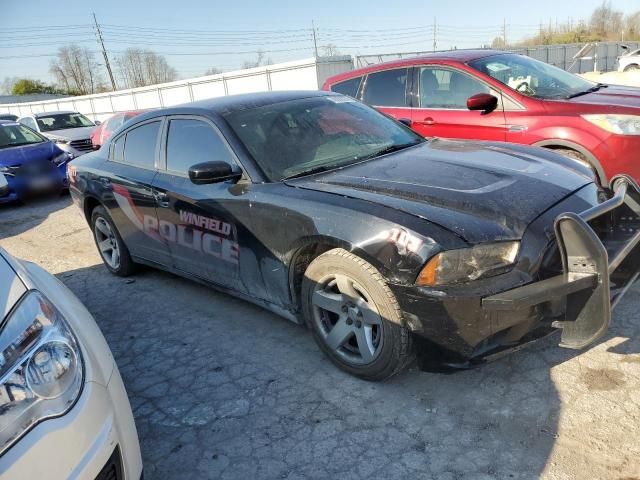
624;64;640;72
91;205;136;276
302;248;413;381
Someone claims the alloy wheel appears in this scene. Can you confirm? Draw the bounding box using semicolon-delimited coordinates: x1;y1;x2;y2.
311;273;383;365
94;217;121;269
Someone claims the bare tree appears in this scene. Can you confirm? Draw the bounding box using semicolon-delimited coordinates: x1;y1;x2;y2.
116;49;177;88
590;1;623;37
49;45;103;95
204;67;224;76
320;44;341;56
0;76;20;95
242;50;272;69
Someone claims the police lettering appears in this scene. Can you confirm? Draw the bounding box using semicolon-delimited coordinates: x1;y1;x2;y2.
143;214;239;264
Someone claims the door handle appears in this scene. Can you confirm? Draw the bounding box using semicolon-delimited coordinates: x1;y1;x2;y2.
152;190;170;208
421;117;435;125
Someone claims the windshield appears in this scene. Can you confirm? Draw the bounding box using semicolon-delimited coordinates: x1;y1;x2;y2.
36;113;94;132
223;96;424;181
469;53;596;100
0;123;46;149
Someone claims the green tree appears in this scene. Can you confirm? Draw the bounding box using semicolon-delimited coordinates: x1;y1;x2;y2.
11;79;57;95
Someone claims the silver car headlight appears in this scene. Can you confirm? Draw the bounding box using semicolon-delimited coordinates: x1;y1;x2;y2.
0;290;84;454
416;241;520;286
582;114;640;135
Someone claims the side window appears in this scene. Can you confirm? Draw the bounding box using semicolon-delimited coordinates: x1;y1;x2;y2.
330;77;362;98
165;119;234;174
362;68;409;107
20;117;37;131
123;121;161;168
110;134;125;162
419;67;489;109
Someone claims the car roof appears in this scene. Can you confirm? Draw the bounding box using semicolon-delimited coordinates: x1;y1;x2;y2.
325;49;508;84
32;110;78;118
187;90;336;113
131;90;337;122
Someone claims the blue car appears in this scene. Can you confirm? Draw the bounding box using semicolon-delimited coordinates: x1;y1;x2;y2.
0;121;72;204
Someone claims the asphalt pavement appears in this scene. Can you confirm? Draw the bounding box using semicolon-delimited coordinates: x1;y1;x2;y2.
1;195;639;480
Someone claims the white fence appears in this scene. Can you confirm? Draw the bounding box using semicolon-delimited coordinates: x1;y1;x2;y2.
0;56;353;121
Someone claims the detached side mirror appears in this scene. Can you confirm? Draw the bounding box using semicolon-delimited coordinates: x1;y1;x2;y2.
467;93;498;114
0;174;9;197
188;161;242;185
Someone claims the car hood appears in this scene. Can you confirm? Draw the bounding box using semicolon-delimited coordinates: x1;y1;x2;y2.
43;126;94;141
0;140;60;166
566;85;640;109
286;140;593;243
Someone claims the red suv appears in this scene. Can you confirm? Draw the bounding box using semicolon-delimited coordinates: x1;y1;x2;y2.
324;50;640;185
90;110;146;149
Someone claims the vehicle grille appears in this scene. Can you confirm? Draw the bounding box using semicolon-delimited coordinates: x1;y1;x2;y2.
70;138;93;153
95;446;123;480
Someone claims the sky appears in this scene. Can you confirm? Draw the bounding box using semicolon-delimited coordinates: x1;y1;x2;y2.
1;0;638;85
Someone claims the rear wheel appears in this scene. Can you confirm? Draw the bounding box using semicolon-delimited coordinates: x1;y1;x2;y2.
91;205;136;276
624;64;640;72
302;248;413;381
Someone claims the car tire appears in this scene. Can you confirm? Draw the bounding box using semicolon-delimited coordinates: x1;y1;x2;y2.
302;248;413;381
624;64;639;72
91;205;136;276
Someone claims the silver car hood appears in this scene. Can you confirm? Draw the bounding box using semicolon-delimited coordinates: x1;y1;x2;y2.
42;126;94;141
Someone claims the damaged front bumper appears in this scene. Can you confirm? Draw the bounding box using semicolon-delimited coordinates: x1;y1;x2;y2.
483;175;640;349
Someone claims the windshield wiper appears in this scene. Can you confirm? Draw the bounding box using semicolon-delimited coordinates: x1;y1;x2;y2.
566;83;607;99
282;165;336;180
282;142;421;180
355;142;421;162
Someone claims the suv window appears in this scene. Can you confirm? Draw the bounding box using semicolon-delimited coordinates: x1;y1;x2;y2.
123;121;160;168
165;119;234;174
362;69;409;107
20;117;38;131
330;77;362;98
419;67;490;109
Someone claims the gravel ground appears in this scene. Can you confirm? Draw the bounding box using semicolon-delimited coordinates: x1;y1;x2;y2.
1;195;639;480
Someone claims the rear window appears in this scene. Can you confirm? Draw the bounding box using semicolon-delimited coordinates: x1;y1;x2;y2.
122;121;160;168
330;77;362;98
362;68;409;107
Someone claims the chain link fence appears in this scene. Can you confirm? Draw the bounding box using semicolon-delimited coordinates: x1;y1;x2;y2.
356;41;640;73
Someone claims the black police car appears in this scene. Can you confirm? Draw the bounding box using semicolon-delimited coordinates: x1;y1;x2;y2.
69;91;640;380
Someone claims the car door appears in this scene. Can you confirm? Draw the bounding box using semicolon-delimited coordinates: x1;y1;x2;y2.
410;66;507;141
360;67;414;123
103;119;173;266
151;116;248;293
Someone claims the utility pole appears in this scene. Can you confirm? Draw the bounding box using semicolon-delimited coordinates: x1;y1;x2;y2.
432;17;437;52
93;13;117;91
503;18;507;47
311;20;319;58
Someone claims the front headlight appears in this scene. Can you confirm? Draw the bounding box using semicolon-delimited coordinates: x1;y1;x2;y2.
582;114;640;135
416;241;520;286
0;290;84;454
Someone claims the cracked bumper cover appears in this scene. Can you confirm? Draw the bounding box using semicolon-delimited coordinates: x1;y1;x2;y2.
482;175;640;350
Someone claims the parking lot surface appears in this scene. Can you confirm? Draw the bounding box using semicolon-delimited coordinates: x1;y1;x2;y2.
1;195;639;480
